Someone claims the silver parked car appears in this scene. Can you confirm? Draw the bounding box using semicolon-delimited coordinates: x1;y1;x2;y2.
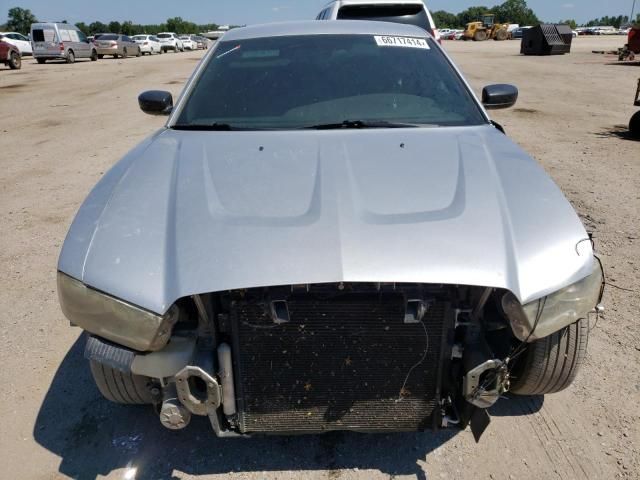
95;34;141;59
58;21;604;438
31;22;98;63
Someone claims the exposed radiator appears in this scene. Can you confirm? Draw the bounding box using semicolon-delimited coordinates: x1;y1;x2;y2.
230;287;450;433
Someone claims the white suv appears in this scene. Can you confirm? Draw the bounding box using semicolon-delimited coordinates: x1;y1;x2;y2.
157;32;184;53
316;0;440;42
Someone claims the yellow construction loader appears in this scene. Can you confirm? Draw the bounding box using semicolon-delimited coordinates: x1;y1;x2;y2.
464;14;511;41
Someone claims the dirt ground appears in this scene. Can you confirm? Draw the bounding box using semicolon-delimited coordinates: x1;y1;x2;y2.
0;36;638;480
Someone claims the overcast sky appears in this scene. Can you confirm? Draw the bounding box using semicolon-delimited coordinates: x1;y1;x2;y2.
1;0;637;26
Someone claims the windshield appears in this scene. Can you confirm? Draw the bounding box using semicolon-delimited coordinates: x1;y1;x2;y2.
337;5;432;34
99;34;118;41
157;33;171;38
176;34;485;130
132;36;146;41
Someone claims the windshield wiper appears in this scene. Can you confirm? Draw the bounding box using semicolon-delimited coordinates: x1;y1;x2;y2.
171;123;253;131
303;120;420;130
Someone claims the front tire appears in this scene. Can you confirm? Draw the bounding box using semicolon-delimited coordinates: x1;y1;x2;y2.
474;30;488;41
89;360;155;405
629;111;640;138
8;51;21;69
510;318;589;395
90;49;98;61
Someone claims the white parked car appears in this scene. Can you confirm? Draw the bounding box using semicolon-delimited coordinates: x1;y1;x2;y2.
132;35;162;55
0;32;33;56
157;32;184;53
179;35;195;50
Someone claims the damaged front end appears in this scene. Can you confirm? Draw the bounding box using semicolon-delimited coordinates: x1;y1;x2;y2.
69;278;593;441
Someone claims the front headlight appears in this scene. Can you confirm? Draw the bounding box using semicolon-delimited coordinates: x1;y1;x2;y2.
502;263;603;342
57;272;178;352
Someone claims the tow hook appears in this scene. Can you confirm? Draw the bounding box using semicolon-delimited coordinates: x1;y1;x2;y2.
174;366;222;416
463;359;509;409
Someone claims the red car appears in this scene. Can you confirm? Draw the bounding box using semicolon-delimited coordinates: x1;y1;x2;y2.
0;39;21;69
628;25;640;55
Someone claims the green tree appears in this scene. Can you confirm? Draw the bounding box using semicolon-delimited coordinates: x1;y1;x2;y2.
166;16;185;33
108;21;121;33
493;0;539;25
432;10;460;28
165;17;199;34
457;6;492;27
75;22;89;34
6;6;37;34
120;20;134;35
585;15;629;28
88;21;108;34
560;19;577;29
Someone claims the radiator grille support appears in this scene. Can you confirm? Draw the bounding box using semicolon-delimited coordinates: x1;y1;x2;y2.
230;288;451;433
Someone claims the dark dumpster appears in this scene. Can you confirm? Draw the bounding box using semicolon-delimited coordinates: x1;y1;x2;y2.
521;24;573;55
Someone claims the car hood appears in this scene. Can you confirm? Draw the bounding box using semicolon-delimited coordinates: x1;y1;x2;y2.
59;126;594;314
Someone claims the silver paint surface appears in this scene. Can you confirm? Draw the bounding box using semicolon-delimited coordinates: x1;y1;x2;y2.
59;126;593;314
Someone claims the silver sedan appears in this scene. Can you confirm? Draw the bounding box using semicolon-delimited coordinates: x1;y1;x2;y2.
58;20;603;438
95;33;141;59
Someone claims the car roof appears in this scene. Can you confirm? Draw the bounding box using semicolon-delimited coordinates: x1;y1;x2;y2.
31;22;79;28
222;20;429;41
325;0;424;5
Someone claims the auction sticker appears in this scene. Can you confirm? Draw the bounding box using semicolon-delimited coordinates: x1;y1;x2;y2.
374;36;430;49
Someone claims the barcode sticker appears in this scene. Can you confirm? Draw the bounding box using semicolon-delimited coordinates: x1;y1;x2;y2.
374;36;430;49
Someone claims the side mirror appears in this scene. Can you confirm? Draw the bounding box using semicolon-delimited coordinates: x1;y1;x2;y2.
482;84;518;110
138;90;173;116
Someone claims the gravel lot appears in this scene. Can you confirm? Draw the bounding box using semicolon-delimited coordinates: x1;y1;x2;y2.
0;36;638;480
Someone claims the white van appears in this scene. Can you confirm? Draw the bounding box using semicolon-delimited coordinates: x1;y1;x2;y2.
316;0;440;41
30;22;98;64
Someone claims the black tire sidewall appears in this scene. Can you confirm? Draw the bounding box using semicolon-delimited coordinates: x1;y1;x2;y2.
630;111;640;138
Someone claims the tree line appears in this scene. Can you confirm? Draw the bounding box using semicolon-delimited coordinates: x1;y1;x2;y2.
431;0;639;29
74;18;223;36
1;7;224;35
